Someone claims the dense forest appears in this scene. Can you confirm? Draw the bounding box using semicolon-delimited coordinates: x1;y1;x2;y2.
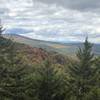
0;24;100;100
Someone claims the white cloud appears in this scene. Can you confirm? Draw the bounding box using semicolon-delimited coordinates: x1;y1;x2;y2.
0;0;100;43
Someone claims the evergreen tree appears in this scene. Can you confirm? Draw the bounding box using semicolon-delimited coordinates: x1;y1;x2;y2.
0;24;31;100
85;56;100;100
94;56;100;86
67;38;97;100
0;20;4;36
28;60;66;100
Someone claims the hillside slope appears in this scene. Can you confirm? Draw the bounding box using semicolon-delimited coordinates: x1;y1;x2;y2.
2;35;67;65
3;34;100;56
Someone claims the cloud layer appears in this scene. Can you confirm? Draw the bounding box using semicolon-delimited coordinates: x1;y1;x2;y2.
0;0;100;43
37;0;100;11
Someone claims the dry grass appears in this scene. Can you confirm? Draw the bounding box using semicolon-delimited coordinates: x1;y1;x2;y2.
50;44;70;49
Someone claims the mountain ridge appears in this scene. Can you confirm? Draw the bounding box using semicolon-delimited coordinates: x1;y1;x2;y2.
3;34;100;56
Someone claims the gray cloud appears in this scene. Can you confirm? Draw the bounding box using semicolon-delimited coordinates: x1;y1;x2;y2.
0;0;100;43
36;0;100;11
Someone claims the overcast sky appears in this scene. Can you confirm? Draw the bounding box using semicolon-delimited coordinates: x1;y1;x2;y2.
0;0;100;43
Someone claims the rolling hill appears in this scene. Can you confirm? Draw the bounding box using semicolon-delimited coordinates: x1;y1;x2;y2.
3;34;100;56
1;35;68;65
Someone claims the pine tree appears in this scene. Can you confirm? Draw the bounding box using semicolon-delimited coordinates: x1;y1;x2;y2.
67;38;97;100
0;20;4;36
85;56;100;100
0;24;31;100
28;60;66;100
94;56;100;86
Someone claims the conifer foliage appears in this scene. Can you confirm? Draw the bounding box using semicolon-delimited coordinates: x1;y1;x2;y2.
0;24;30;100
67;38;99;100
28;60;66;100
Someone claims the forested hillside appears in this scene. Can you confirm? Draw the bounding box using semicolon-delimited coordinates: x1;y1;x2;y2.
3;34;100;56
0;25;100;100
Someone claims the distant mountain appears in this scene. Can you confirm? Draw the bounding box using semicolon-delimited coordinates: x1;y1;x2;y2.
3;34;100;56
